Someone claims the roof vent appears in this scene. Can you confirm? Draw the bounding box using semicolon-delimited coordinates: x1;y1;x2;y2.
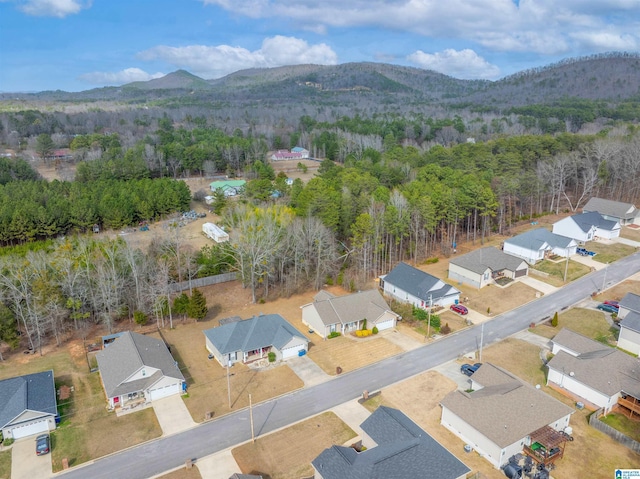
569;371;575;376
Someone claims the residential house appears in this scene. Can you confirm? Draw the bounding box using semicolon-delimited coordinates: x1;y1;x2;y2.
440;363;574;469
618;292;640;355
552;212;620;242
291;146;310;158
583;197;640;226
503;228;577;264
380;262;460;309
312;406;470;479
448;246;528;288
546;328;640;415
0;370;57;439
209;179;246;197
204;314;309;367
270;149;304;161
96;331;186;410
301;289;400;338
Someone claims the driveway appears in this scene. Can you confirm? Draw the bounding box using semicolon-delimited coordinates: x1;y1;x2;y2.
571;254;607;270
11;436;51;479
331;400;375;448
519;275;559;295
380;328;423;351
152;395;197;436
431;360;473;391
287;355;330;387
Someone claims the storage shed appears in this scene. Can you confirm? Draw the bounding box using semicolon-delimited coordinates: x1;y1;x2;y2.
203;222;229;243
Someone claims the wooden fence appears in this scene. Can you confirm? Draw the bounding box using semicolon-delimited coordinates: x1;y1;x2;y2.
589;408;640;453
169;272;238;293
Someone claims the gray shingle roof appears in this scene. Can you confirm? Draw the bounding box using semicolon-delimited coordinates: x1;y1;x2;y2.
551;328;607;356
620;311;640;334
583;197;637;220
96;331;184;399
0;370;57;428
203;314;308;355
449;246;527;275
383;262;460;303
620;292;640;314
504;228;574;251
312;406;470;479
311;289;397;327
440;363;574;448
571;212;618;232
548;329;640;398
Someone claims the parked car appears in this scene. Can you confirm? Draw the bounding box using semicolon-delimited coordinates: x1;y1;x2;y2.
35;434;50;456
597;303;619;314
604;300;619;308
450;304;468;315
576;247;588;256
460;363;482;376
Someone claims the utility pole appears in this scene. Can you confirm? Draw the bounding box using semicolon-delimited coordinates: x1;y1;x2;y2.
249;393;255;443
425;295;433;342
563;247;569;283
479;322;485;361
227;362;231;409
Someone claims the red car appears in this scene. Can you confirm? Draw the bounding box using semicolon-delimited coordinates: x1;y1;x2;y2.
604;300;619;308
450;304;468;315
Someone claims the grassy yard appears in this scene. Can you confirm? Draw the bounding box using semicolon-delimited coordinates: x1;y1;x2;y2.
531;308;617;346
232;412;356;479
156;466;202;479
585;241;636;264
600;412;640;442
0;450;10;479
620;226;640;242
530;259;591;286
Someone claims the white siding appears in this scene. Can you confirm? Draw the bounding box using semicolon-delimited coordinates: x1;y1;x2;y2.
618;327;640;356
148;382;181;401
8;418;52;439
595;225;620;239
553;217;592;242
547;367;615;411
126;366;160;382
383;282;459;308
503;242;545;264
279;336;308;359
448;263;484;288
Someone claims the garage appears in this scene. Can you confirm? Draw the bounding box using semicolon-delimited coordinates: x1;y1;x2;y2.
281;344;307;359
10;418;50;439
149;383;180;401
375;319;395;331
515;269;528;278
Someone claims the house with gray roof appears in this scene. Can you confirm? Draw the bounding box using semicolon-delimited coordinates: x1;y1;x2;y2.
380;262;460;309
618;292;640;355
96;331;185;410
301;289;400;338
312;406;469;479
0;370;57;439
547;328;640;414
440;363;574;469
583;197;639;226
448;246;529;288
552;211;620;242
203;314;308;367
503;228;577;264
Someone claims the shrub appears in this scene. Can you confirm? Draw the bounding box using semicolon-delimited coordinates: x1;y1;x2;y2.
440;322;451;334
429;314;441;329
3;438;14;446
337;271;344;285
325;275;334;286
268;351;276;362
187;288;208;320
361;318;367;330
551;312;559;327
413;306;428;321
356;330;372;337
328;331;341;339
486;307;491;315
372;326;378;334
424;257;439;264
133;310;148;326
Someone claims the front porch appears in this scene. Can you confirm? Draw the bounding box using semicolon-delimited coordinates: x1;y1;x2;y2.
113;392;150;416
244;346;272;363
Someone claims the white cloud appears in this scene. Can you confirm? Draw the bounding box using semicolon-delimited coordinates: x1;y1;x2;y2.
408;49;500;80
138;36;337;79
203;0;640;57
17;0;89;17
79;68;165;86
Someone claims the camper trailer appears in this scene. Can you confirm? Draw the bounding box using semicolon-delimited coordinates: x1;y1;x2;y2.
202;222;229;243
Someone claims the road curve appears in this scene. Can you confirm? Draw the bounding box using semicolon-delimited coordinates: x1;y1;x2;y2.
59;252;640;479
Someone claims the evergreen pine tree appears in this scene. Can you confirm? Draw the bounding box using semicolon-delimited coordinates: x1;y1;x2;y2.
187;288;208;320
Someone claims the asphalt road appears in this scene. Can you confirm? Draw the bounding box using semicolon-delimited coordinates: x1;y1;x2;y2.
60;252;640;479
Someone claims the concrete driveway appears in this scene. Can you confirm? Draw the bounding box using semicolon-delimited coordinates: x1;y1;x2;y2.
287;355;330;387
152;395;197;436
519;275;559;295
11;436;51;479
431;360;473;391
571;254;606;270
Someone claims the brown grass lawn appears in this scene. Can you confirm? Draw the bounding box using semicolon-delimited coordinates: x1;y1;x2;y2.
156;466;202;479
363;338;640;479
455;281;540;316
232;412;356;479
307;335;404;376
0;450;10;479
620;226;640;242
532;308;617;346
594;279;640;304
585;241;637;264
530;259;591;286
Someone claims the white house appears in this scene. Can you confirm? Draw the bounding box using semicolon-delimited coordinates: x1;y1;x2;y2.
615;292;640;356
202;222;229;243
380;262;460;309
449;246;528;288
503;228;577;264
552;212;620;242
546;328;640;414
440;363;574;469
583;197;640;226
301;289;399;338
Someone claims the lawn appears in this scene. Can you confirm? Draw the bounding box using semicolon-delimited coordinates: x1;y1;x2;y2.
0;450;10;479
531;308;617;346
585;241;636;264
156;466;202;479
232;412;356;479
307;335;404;376
600;412;640;442
160;325;304;423
530;259;591;286
455;281;540;317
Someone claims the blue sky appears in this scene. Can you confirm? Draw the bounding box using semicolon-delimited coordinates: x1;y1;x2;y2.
2;0;640;92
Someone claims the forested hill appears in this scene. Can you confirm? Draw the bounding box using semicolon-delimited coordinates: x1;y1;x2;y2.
6;53;640;108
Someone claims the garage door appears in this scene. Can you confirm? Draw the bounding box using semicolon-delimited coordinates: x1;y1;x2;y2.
375;319;395;331
11;419;49;439
281;345;306;359
515;269;527;278
149;383;179;401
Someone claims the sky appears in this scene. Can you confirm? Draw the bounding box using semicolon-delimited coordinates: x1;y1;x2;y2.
1;0;640;92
